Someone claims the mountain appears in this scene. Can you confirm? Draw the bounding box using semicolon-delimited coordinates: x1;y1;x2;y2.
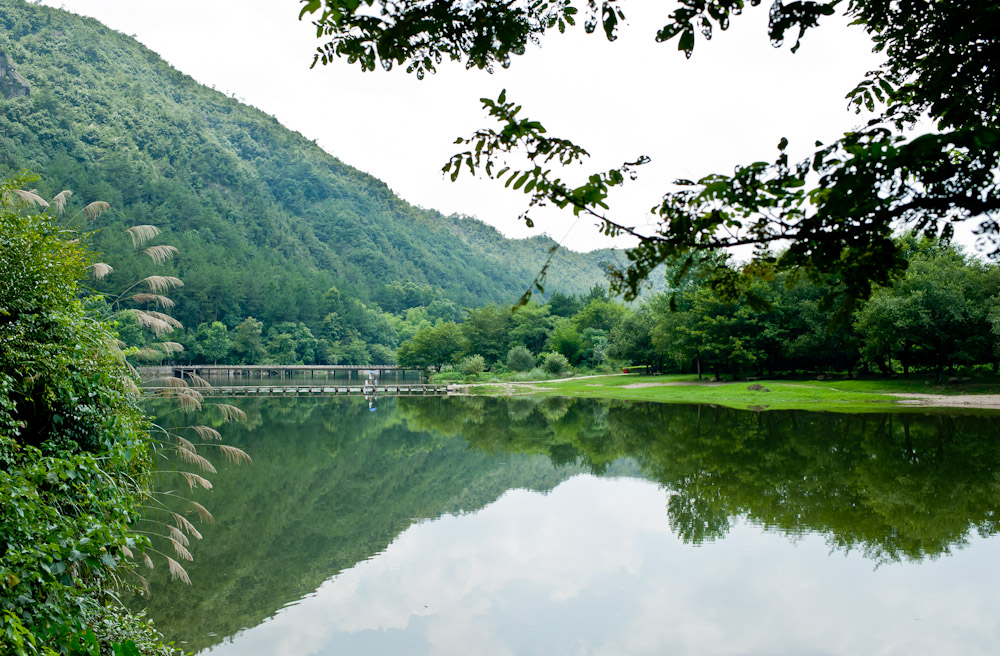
0;0;630;330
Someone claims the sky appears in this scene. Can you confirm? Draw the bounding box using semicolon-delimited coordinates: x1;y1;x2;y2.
201;475;1000;655
43;0;885;252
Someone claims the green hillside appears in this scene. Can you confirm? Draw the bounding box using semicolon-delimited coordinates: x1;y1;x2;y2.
0;0;621;331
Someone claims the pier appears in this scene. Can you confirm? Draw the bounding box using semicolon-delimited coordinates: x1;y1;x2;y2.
138;365;423;383
141;383;452;397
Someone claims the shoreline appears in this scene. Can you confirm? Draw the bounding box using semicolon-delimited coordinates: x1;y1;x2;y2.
453;375;1000;412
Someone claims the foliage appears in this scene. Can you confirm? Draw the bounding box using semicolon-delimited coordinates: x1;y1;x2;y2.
458;354;487;376
505;345;536;372
305;0;1000;314
508;302;554;353
541;351;571;376
854;240;1000;379
546;318;583;364
230;317;266;364
0;178;170;654
396;321;465;371
194;321;230;365
606;305;656;368
461;304;512;364
0;0;620;362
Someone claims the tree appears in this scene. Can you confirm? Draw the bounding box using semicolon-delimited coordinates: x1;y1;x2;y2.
547;291;582;318
397;321;466;371
302;1;1000;315
462;304;511;363
547;318;583;364
267;331;299;364
194;320;231;364
232;317;266;363
607;305;659;368
854;239;999;379
508;301;554;353
573;298;627;334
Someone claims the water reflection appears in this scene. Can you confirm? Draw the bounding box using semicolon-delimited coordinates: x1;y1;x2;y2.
403;397;1000;562
134;397;592;652
135;397;1000;653
204;477;1000;656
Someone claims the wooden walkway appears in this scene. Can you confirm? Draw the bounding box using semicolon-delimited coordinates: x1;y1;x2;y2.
139;365;422;383
141;384;451;398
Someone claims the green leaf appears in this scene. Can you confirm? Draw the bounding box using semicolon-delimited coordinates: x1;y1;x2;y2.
299;0;322;19
112;641;142;656
678;27;695;55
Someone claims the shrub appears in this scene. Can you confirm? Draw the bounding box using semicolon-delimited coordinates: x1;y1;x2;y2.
506;345;536;372
512;368;549;381
459;354;487;376
1;184;162;653
542;351;571;376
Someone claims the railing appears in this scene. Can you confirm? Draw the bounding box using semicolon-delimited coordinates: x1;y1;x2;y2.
137;365;424;383
141;383;452;397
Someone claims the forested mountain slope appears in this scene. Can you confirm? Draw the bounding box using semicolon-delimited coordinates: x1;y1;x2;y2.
0;0;622;329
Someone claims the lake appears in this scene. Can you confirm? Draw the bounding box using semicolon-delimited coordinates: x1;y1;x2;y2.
134;396;1000;655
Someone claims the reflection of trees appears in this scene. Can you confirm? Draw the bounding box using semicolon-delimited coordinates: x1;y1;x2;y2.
398;396;623;473
400;398;1000;563
638;409;1000;563
134;397;579;651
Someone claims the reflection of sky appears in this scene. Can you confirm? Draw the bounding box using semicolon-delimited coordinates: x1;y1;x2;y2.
205;475;1000;656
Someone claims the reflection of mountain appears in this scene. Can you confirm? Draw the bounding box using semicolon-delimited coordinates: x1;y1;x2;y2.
132;397;589;652
400;397;1000;563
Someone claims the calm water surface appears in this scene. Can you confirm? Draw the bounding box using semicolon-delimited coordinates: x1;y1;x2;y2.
135;397;1000;655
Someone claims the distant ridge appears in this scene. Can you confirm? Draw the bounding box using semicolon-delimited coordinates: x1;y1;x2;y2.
0;0;635;329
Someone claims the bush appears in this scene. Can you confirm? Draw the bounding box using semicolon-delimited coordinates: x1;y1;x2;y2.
459;354;487;376
506;345;536;372
0;186;166;653
511;367;550;381
542;352;571;377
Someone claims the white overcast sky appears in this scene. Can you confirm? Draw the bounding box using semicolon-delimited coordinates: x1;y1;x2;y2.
44;0;884;252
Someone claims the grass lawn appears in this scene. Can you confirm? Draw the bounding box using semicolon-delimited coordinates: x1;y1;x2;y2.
470;373;1000;413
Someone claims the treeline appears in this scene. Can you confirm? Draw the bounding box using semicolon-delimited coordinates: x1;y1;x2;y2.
122;235;1000;379
394;236;1000;380
118;279;610;370
114;280;447;366
617;237;1000;380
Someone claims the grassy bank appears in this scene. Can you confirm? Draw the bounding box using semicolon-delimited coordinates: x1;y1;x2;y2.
467;374;1000;413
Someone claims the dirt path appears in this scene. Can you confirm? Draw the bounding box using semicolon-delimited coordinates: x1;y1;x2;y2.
452;373;628;395
619;381;727;389
887;393;1000;409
